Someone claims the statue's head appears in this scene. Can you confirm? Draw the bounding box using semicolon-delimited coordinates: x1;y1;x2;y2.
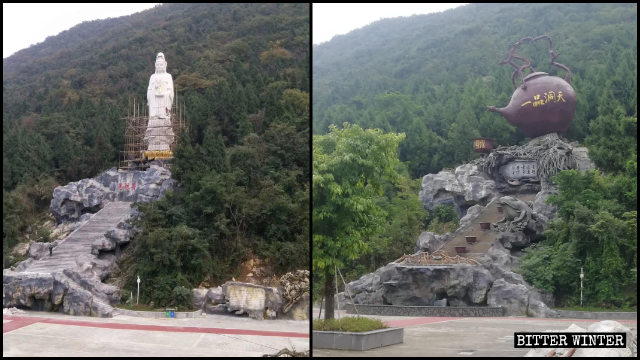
155;52;167;73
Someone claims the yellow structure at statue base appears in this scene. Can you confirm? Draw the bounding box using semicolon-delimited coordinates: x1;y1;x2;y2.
144;150;173;160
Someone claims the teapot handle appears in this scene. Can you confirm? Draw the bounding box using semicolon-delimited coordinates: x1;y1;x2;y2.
534;35;571;84
499;35;571;89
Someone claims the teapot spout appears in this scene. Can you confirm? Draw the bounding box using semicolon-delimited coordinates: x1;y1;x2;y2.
487;105;518;127
487;105;503;114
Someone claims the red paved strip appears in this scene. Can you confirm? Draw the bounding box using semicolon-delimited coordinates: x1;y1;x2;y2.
385;317;462;327
3;315;307;338
3;318;41;334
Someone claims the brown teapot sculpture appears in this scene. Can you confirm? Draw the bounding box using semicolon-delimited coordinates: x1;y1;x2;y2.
487;35;576;138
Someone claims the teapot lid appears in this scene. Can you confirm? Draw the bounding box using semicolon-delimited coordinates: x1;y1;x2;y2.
523;72;548;81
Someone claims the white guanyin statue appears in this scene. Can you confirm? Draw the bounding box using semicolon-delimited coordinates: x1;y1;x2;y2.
144;52;175;152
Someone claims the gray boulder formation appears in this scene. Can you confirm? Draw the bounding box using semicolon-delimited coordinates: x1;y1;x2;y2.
347;263;493;307
419;163;496;217
415;231;451;253
192;271;309;320
486;278;529;315
206;286;226;305
3;271;55;310
192;288;209;310
532;190;558;226
222;281;282;320
346;134;597;318
50;165;174;223
345;259;554;316
457;204;483;230
3;268;116;317
5;190;153;317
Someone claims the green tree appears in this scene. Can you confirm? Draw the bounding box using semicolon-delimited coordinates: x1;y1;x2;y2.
518;170;637;307
313;123;405;319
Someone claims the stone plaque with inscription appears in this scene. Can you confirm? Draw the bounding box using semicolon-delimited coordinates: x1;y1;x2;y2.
499;160;538;181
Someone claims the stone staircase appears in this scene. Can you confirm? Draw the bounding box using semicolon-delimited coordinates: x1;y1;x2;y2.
21;201;132;274
438;193;537;258
9;201;132;317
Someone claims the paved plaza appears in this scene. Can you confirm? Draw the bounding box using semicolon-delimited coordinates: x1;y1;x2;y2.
312;308;637;357
3;310;308;357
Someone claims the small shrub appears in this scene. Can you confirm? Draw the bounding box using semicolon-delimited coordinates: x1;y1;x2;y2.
313;316;388;332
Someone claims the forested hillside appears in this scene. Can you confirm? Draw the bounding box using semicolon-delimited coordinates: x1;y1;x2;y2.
313;3;636;309
313;3;636;177
3;3;309;302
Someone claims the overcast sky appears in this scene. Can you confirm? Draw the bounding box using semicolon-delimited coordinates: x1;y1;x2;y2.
313;3;467;45
3;3;159;58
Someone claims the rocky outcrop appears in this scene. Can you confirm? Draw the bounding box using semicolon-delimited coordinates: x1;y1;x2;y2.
345;260;554;316
192;271;309;321
415;231;451;253
347;134;597;318
347;263;492;307
2;268;115;317
50;166;173;223
419;164;496;217
3;270;55;310
4;165;173;318
532;190;558;225
457;204;483;229
192;288;209;310
222;282;282;320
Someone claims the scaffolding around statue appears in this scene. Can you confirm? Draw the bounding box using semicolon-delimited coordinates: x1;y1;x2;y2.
119;96;186;171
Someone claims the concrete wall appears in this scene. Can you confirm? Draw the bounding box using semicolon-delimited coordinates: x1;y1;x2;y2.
345;303;505;317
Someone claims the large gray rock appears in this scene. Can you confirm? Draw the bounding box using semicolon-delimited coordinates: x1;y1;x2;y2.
497;231;531;250
3;269;116;317
419;164;496;216
572;146;596;171
487;278;529;315
415;232;451;253
486;276;555;317
532;190;558;224
192;288;209;310
206;286;225;305
483;241;518;268
50;166;174;223
3;270;54;310
458;204;483;230
527;290;556;318
62;269;119;305
345;263;397;305
222;281;282;320
347;263;494;307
